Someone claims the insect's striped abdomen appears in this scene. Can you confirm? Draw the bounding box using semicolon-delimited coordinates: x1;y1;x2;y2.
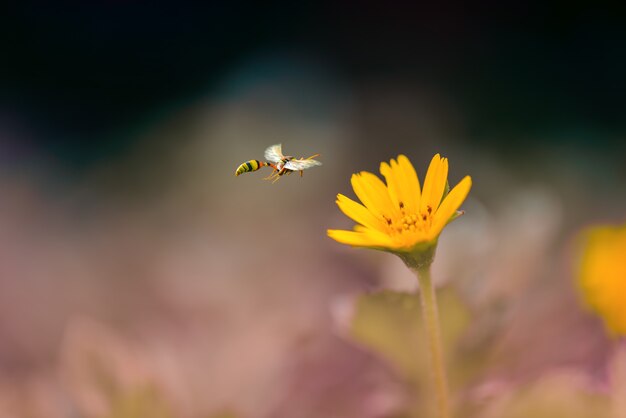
235;160;266;176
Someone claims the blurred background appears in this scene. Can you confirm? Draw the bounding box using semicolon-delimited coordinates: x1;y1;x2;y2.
1;2;625;417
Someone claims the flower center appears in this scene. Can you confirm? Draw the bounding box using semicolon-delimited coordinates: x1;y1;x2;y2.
382;201;433;236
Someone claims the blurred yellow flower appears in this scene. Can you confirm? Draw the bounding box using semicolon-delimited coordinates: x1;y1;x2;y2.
577;223;626;336
327;154;471;255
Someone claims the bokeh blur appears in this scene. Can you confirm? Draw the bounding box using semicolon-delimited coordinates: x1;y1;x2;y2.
2;2;626;417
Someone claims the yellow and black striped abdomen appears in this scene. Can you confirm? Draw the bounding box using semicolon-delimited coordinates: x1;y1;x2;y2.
235;160;267;176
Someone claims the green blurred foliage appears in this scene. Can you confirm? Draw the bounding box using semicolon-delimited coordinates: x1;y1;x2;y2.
348;287;474;418
481;373;609;418
611;347;626;418
105;386;173;418
349;289;470;386
346;288;624;418
207;411;239;418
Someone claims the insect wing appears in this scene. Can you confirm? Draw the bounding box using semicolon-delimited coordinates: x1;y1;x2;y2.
284;158;322;171
264;144;284;164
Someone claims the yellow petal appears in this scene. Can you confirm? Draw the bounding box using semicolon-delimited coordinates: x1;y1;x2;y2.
578;224;626;336
327;228;392;248
419;154;440;212
420;154;448;213
396;155;420;212
380;160;401;209
353;224;397;245
336;194;385;232
351;171;396;217
430;176;472;235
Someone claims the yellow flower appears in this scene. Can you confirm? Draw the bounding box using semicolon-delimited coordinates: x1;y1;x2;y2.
577;223;626;336
327;154;472;258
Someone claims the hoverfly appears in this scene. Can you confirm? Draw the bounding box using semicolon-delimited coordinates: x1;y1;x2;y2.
235;144;322;182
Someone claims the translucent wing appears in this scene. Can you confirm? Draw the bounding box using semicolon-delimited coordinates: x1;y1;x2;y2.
284;158;322;171
264;144;284;163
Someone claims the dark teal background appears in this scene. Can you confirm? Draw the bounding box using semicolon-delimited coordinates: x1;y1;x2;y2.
3;1;625;170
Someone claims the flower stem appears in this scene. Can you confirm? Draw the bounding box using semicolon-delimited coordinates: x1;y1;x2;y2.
415;265;450;418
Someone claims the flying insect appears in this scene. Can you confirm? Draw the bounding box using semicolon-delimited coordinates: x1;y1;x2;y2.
235;144;322;182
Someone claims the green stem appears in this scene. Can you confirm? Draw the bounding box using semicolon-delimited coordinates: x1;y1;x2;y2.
415;265;450;418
